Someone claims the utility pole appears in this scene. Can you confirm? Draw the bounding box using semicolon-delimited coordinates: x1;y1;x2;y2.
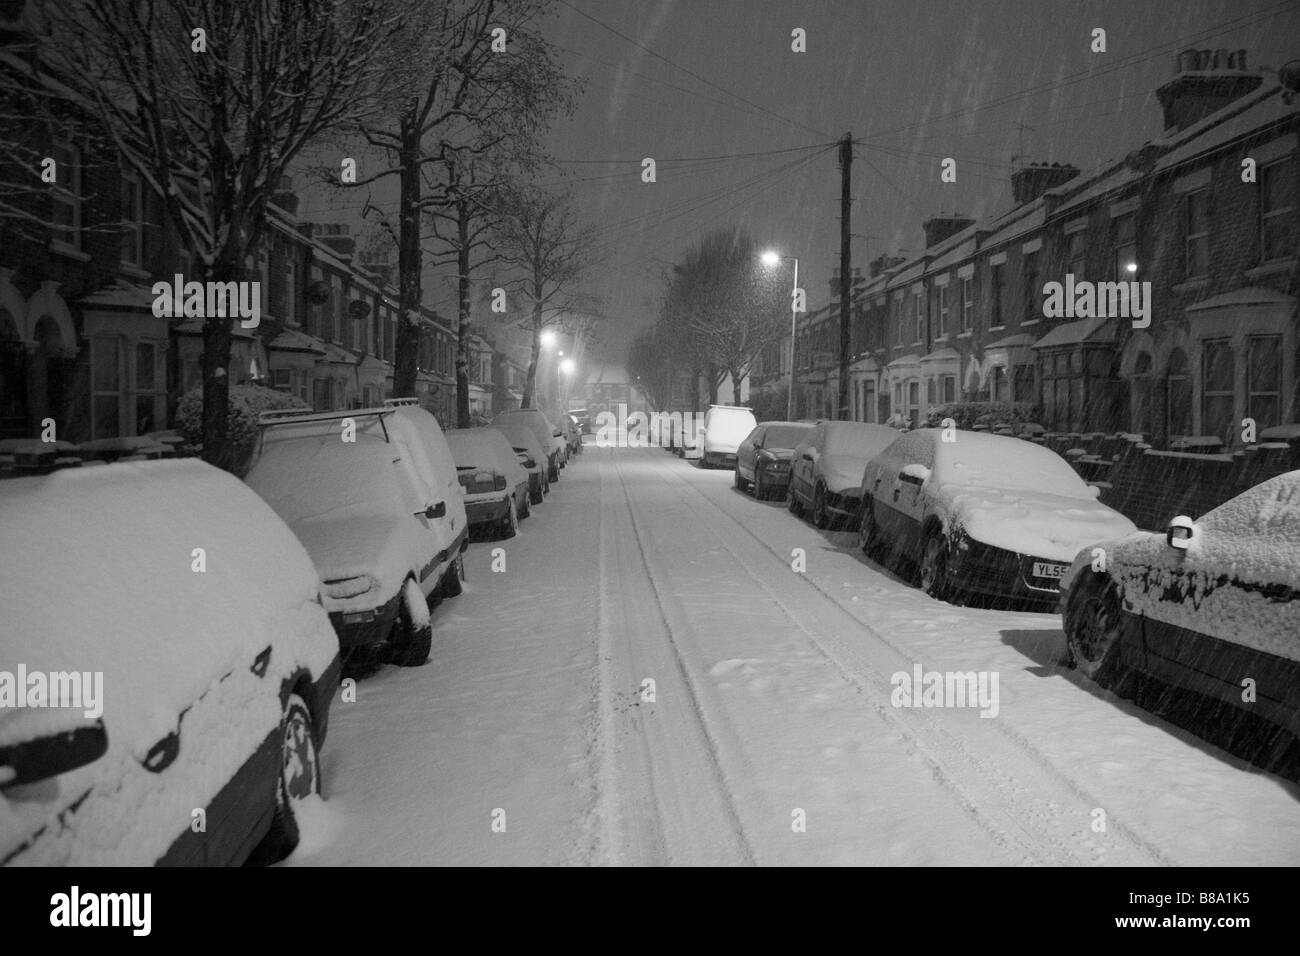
837;133;853;421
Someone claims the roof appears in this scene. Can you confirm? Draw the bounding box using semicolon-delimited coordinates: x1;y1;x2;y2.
1186;285;1296;312
79;281;155;311
265;328;327;354
1032;317;1116;349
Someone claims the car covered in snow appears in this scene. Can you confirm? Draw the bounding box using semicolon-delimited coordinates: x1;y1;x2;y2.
246;403;468;668
689;405;757;468
734;420;813;500
492;420;550;503
445;426;530;538
568;408;592;435
495;408;562;482
1060;470;1300;773
789;421;899;529
0;459;340;865
858;429;1136;608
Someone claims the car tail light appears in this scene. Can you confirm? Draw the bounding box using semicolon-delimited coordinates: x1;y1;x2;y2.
494;475;507;491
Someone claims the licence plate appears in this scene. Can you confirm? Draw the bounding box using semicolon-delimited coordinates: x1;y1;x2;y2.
1032;561;1068;580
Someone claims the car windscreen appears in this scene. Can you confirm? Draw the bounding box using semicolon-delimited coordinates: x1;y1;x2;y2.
248;440;404;524
764;424;812;449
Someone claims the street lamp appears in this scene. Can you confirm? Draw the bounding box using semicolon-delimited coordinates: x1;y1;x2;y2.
761;250;800;421
559;357;575;376
540;329;557;349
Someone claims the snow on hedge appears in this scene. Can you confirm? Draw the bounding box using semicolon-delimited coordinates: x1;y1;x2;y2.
174;384;307;475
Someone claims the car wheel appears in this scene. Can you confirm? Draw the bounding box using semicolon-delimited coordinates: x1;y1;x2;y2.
919;530;951;601
500;495;519;538
529;481;544;505
734;469;749;491
548;460;559;483
519;491;531;519
753;471;767;500
811;484;830;529
1067;585;1125;684
441;553;465;598
787;484;802;515
248;692;320;864
391;577;433;666
858;497;881;556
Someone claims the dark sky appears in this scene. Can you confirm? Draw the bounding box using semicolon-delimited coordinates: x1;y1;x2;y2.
536;0;1300;361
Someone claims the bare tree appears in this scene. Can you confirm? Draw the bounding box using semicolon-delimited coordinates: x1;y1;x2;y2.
33;0;401;468
493;187;594;410
342;0;575;402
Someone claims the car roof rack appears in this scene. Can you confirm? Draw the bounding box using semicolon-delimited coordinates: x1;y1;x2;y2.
383;397;421;408
255;407;394;456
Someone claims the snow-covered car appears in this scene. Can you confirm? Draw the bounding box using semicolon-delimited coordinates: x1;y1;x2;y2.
495;408;561;482
0;459;340;865
1060;470;1300;773
561;414;583;455
734;420;813;500
445;426;530;538
789;421;899;529
246;404;468;668
492;420;550;503
859;429;1136;608
568;408;592;435
692;405;757;468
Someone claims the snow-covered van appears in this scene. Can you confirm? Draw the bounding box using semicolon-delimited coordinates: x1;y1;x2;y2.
445;426;531;537
693;404;758;469
789;421;899;528
0;459;340;865
246;402;468;668
858;429;1135;608
1060;470;1300;777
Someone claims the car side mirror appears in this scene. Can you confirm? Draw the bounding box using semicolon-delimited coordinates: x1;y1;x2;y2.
524;458;536;469
1086;484;1102;499
418;502;446;520
1166;515;1196;550
1;720;108;789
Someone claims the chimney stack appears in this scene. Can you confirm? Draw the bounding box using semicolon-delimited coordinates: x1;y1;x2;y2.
1010;163;1080;206
1157;49;1260;133
922;215;975;248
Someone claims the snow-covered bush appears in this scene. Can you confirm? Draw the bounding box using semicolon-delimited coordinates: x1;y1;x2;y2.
923;401;1038;431
175;384;307;476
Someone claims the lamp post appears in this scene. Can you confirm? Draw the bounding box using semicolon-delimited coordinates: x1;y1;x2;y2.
761;250;800;421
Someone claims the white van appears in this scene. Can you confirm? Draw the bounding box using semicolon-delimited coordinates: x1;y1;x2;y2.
697;405;758;469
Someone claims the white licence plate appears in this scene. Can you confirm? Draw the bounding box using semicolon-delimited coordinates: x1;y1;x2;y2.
1032;561;1068;580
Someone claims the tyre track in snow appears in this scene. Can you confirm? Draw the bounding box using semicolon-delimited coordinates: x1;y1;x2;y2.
585;448;756;865
639;449;1172;866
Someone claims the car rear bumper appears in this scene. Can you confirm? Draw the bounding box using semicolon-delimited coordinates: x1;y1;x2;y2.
465;494;510;526
328;589;402;651
825;489;861;519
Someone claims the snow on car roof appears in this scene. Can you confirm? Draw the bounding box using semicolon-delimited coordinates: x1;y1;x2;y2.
0;459;333;750
933;429;1089;494
491;421;546;460
1195;470;1300;588
820;421;898;457
246;436;409;525
446;427;526;483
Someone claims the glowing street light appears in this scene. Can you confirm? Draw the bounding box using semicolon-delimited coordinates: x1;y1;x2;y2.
559;357;576;375
760;249;800;421
540;329;557;348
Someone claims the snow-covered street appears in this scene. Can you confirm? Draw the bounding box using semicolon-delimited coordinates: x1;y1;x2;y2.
285;445;1300;867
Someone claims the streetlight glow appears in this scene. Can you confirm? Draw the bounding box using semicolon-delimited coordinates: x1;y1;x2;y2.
760;250;781;268
559;358;576;375
541;329;557;348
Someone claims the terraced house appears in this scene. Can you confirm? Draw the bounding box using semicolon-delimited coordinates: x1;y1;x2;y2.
794;49;1299;452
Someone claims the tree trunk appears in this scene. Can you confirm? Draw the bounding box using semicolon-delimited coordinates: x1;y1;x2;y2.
393;108;422;400
455;200;472;428
732;372;743;405
521;304;542;409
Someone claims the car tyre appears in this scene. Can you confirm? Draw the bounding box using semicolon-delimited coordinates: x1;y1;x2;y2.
734;469;749;491
858;497;881;556
248;692;320;864
1066;584;1125;685
919;530;951;601
519;491;531;519
441;553;465;598
500;495;519;538
811;483;830;529
787;485;802;515
391;577;433;666
753;470;767;500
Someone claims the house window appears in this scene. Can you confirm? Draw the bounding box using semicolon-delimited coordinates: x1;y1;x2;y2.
1113;212;1137;278
91;336;121;438
913;292;924;343
50;140;82;250
1246;335;1282;430
937;284;949;337
895;300;904;346
941;374;956;404
1067;230;1086;281
926;378;936;406
863;380;876;422
120;172;143;268
1131;352;1154;435
272;368;292;390
1166;348;1192;438
1260;158;1297;262
1201;338;1234;443
1185;188;1209;278
961;277;974;332
134;341;165;434
990;263;1006;327
907;380;920;427
989;365;1006;402
1022;251;1039;321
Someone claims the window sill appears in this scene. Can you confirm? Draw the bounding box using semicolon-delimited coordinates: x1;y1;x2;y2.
117;263;151;282
957;331;972;339
1245;259;1297;280
48;240;90;263
1020;319;1040;327
987;325;1006;332
1171;277;1210;294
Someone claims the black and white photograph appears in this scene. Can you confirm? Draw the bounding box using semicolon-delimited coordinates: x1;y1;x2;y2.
1;0;1298;914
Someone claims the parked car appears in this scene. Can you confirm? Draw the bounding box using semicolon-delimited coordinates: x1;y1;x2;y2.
492;420;550;503
735;421;814;500
445;426;530;538
0;459;340;865
561;414;583;456
246;403;468;668
692;404;758;469
568;408;592;435
858;429;1136;608
550;423;569;469
495;408;561;482
789;421;899;529
1060;470;1300;775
